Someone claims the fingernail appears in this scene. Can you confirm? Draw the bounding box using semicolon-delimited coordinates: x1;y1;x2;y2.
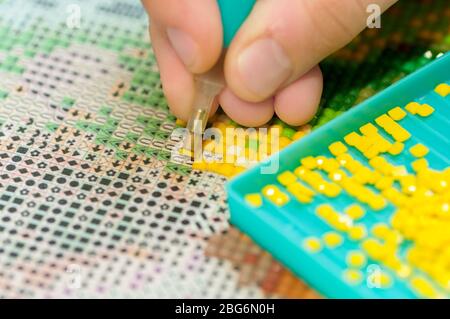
167;27;198;68
238;38;292;97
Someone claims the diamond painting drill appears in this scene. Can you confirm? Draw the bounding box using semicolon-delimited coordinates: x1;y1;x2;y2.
0;0;449;303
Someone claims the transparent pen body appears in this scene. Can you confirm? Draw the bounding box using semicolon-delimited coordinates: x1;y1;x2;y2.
184;55;225;157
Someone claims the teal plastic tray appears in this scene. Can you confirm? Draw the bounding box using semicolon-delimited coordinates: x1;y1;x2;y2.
227;53;450;298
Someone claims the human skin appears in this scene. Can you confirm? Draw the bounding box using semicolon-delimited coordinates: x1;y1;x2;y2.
142;0;398;127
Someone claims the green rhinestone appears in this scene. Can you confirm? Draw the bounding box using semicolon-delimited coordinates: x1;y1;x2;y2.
0;90;8;99
281;127;296;140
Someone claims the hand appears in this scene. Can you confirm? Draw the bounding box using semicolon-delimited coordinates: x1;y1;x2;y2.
142;0;398;127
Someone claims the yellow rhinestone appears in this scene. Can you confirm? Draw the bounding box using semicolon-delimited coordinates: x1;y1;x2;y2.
371;223;391;239
329;170;347;182
279;136;292;148
245;193;263;208
375;114;393;127
388;107;407;121
344;132;361;146
300;156;317;169
303;237;322;253
410;143;429;158
411;158;428;172
434;83;450;97
348;224;367;241
294;166;309;177
346;159;364;174
383;187;408;206
287;182;313;203
379;272;392;288
263;185;278;196
405;102;420;115
292;131;305;140
261;186;290;206
367;195;387;211
392;165;408;178
315;156;327;168
376;114;411;142
192;161;208;171
180;147;194;157
175;119;187;127
363;146;380;159
417;104;435;117
375;176;393;190
272;192;290;206
291;192;312;203
269;124;283;135
410;276;438;298
336;153;353;166
391;124;411;142
316;204;336;219
330;215;352;232
328;141;348;156
219;163;238;177
360;123;378;135
343;269;363;285
345;205;365;220
346;251;367;268
369;156;388;171
388;142;404;156
322;232;343;248
372;271;393;288
361;238;385;260
323;183;341;198
287;181;314;197
277;171;297;186
234;166;246;175
396;264;412;279
322;158;340;173
353;166;375;184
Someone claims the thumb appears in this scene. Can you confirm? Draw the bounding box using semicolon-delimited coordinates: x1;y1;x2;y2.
225;0;398;102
